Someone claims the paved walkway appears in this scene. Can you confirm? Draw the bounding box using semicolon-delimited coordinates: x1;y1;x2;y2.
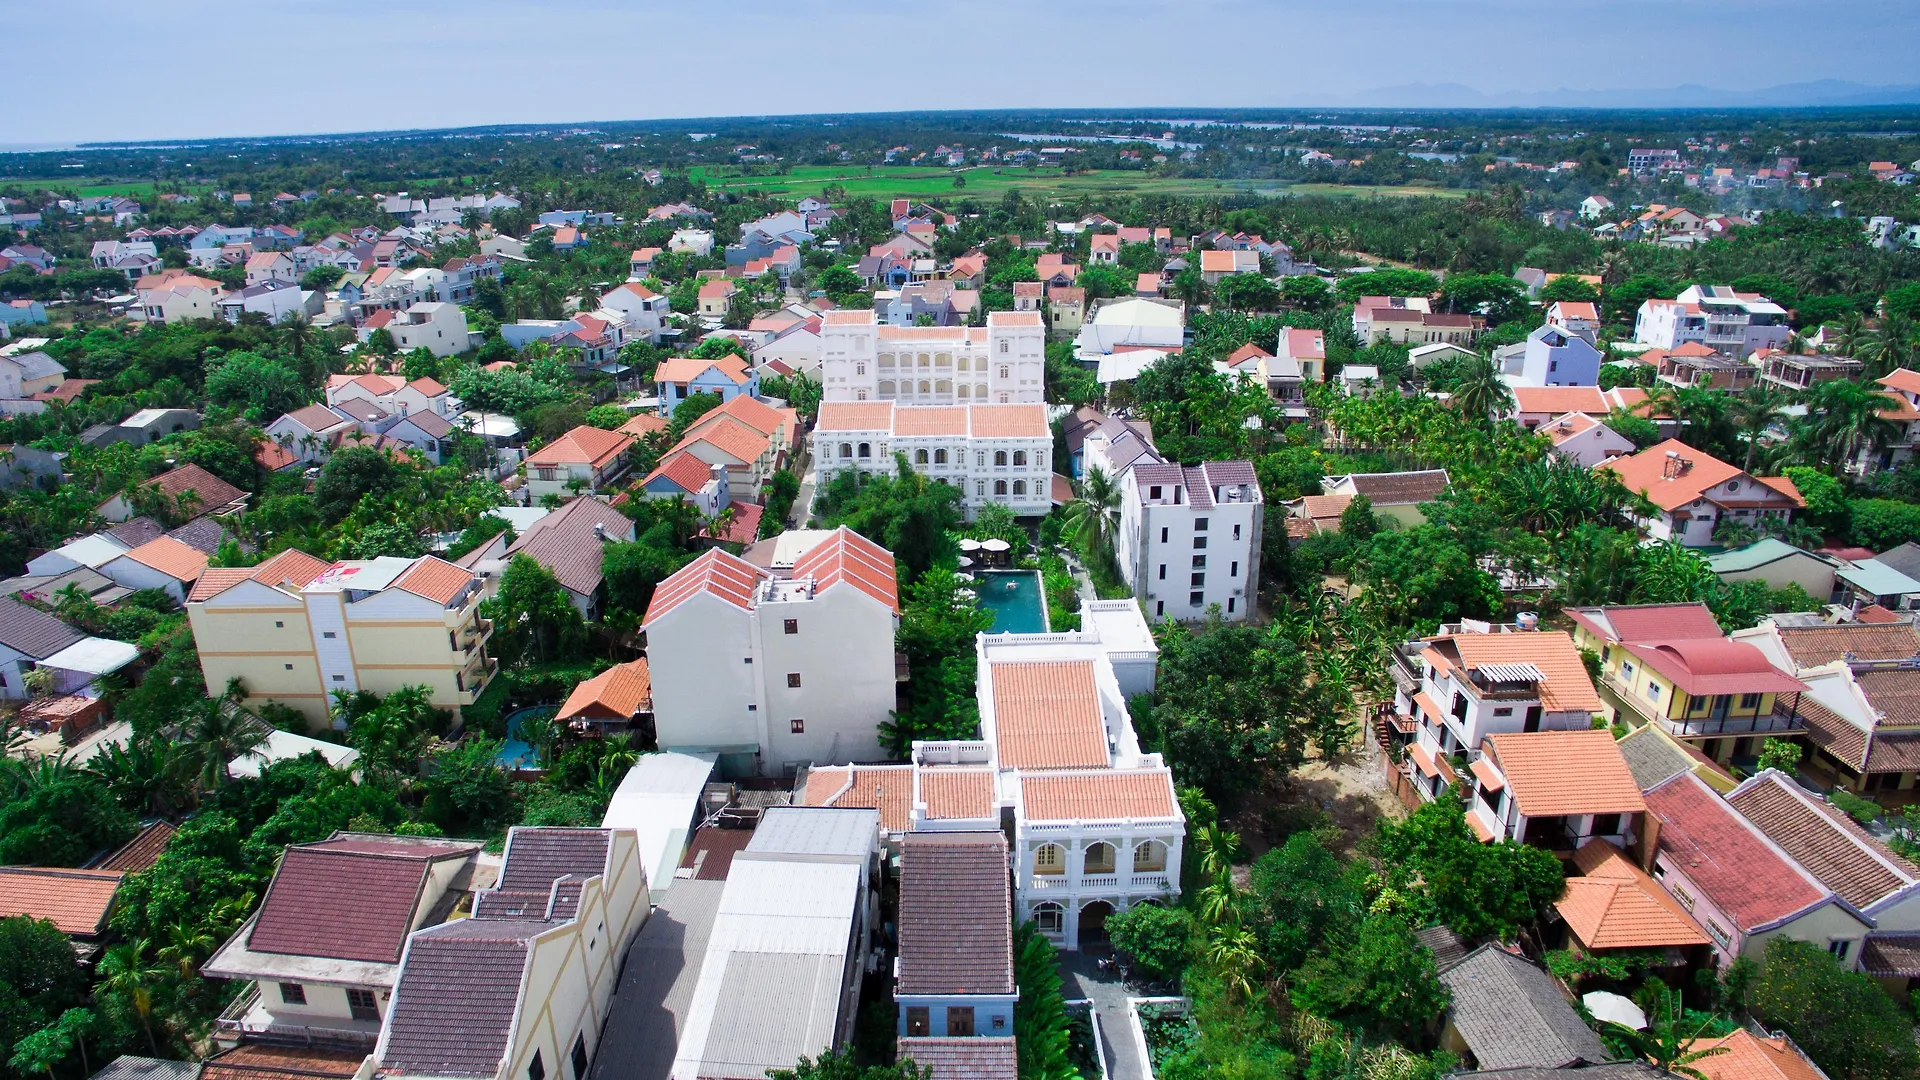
1057;948;1145;1080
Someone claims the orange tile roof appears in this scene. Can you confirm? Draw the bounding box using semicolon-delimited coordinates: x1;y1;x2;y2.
816;401;898;432
557;659;651;721
804;764;913;833
673;414;771;465
617;412;670;439
1446;630;1601;713
791;526;899;613
525;426;635;469
893;405;971;437
918;768;997;821
120;536;209;582
1020;769;1178;822
969;404;1049;438
822;309;876;326
654;355;750;387
132;463;246;512
990;660;1110;770
188;568;253;602
0;866;124;935
406;377;448;396
1599;440;1784;513
391;556;475;606
1556;840;1710;950
254;439;300;472
1684;1030;1826;1080
1484;730;1645;817
1879;368;1920;396
1513;386;1612;415
697;393;786;438
643;548;767;625
644;450;719;494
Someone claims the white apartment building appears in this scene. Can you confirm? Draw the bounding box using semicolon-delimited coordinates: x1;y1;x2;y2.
1635;285;1792;358
384;302;470;359
1113;459;1264;622
641;529;901;777
817;309;1045;404
813;401;1052;519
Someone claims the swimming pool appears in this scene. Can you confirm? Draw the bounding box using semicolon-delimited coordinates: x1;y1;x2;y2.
497;706;555;770
975;570;1050;634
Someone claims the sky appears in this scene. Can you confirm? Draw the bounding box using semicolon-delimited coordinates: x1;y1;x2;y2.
8;0;1920;144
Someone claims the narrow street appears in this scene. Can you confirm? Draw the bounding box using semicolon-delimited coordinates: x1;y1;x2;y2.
1058;951;1146;1080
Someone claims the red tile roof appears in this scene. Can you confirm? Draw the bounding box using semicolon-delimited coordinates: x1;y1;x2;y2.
791;526;898;613
391;557;475;606
247;845;460;963
1645;773;1829;931
525;426;634;470
119;536;209;582
0;867;124;935
557;659;651;722
1483;730;1645;817
1019;769;1178;822
642;548;767;625
1557;840;1710;950
918;768;997;821
1566;603;1725;644
1619;638;1807;697
1684;1030;1826;1080
804;764;914;833
644;451;719;494
990;660;1110;770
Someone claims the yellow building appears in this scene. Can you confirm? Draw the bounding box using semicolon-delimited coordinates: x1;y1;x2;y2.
187;549;495;728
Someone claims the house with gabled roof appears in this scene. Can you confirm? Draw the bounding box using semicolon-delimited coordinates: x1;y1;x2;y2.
1598;440;1801;547
0;865;127;957
96;462;248;524
1683;1029;1829;1080
266;404;358;463
98;536;209;602
642;528;901;776
895;831;1017;1041
1468;730;1647;850
498;496;637;619
1735;617;1920;800
653;354;757;415
204;833;483;1050
523;426;634;499
556;658;651;737
1437;944;1610;1071
1320;469;1450;527
1553;838;1712;967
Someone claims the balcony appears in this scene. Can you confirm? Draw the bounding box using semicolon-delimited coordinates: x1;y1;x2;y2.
1603;676;1803;738
214;983;381;1053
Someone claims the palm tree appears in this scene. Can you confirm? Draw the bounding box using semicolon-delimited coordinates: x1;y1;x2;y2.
1724;383;1790;472
1452;353;1514;425
1806;377;1899;471
158;922;215;979
1196;824;1242;886
182;699;268;792
1204;923;1263;1002
1858;313;1918;379
1598;985;1730;1080
1062;466;1122;571
95;940;165;1052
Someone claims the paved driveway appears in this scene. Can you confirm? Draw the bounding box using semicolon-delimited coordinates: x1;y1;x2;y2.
1057;949;1146;1080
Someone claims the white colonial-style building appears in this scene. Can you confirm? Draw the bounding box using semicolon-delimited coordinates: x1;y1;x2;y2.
813;401;1052;519
1113;456;1264;622
818;309;1045;404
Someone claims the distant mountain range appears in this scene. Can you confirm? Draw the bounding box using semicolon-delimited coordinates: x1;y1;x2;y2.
1313;79;1920;110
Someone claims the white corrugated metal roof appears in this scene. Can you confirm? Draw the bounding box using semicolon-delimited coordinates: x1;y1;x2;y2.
600;752;717;899
746;806;879;860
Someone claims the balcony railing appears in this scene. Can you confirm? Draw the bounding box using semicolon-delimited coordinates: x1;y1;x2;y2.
1603;676;1803;737
213;984;379;1052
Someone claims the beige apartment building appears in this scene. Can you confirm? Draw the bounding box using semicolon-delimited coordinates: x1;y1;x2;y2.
186;549;495;727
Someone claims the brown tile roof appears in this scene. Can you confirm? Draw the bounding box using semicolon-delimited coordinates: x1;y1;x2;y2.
0;866;123;935
898;832;1014;995
918;768;997;821
1725;772;1917;911
1484;730;1644;817
1019;769;1179;822
1556;840;1709;950
284;403;348;432
131;463;246;513
896;1038;1018;1080
792;526;898;613
990;660;1110;770
201;1045;364;1080
1860;933;1920;977
1327;469;1450;506
557;659;651;722
376;920;542;1077
643;548;766;625
119;536;209;582
1775;621;1920;666
1684;1030;1826;1080
503;497;633;598
247;844;456;962
96;821;177;873
803;764;913;833
1444;631;1602;713
497;827;612;893
525;425;634;470
392;556;475;606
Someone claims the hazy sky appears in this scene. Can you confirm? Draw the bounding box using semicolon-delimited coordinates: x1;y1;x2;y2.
9;0;1920;144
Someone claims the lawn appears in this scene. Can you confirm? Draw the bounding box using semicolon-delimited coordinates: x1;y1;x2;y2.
687;164;1465;202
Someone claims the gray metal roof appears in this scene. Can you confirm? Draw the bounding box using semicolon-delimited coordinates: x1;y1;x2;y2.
588;880;726;1080
91;1058;201;1080
0;594;84;659
1453;1065;1659;1080
746;806;879;860
1439;945;1609;1071
688;951;845;1079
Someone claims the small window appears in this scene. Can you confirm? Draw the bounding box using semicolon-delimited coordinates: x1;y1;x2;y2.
1190;573;1205;587
1227;597;1236;614
1230;561;1238;577
1155;601;1164;616
528;1051;545;1080
284;664;294;671
1194;517;1209;531
1232;524;1241;540
1192;555;1206;568
279;982;306;1005
1493;707;1513;717
947;1006;975;1037
1158;565;1166;580
1189;591;1204;606
571;1034;589;1080
1193;536;1207;549
1829;939;1852;962
1739;693;1760;709
791;718;805;734
747;704;757;712
1149;486;1162;500
1159;527;1168;542
274;620;284;628
787;672;802;688
332;674;345;682
347;988;378;1022
322;631;337;639
906;1007;931;1036
784;619;798;635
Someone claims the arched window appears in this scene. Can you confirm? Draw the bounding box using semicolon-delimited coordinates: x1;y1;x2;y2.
858;442;872;459
918;354;931;369
1012;450;1027;466
1083;842;1115;874
1034;844;1066;875
1133;840;1168;873
1032;901;1064;934
1013;480;1027;495
957;383;970;399
839;443;853;459
975;383;988;399
918;380;931;395
879;380;896;397
995;480;1008;496
935;449;948;464
994;451;1008;467
914;449;928;464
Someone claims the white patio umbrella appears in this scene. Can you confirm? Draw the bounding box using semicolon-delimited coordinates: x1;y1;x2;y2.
980;538;1011;552
957;556;974;567
1582;991;1646;1030
958;538;982;551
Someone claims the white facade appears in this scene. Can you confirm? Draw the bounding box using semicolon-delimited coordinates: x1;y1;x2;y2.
642;532;901;777
598;283;669;344
1503;324;1603;387
817;309;1045;405
1114;460;1263;622
387;302;469;359
813;402;1052;519
1073;297;1186;359
1635;285;1792;357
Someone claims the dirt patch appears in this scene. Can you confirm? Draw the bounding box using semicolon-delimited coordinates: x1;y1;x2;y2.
1226;746;1406;861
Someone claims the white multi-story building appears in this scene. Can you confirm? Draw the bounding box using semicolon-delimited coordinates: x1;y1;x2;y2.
817;309;1045;404
1635;285;1792;358
813;401;1052;519
641;528;901;777
1113;459;1263;622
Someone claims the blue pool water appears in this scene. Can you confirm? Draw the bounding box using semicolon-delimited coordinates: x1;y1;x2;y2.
497;706;555;769
975;570;1050;634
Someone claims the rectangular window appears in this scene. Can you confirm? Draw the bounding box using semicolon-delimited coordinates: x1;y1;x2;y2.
791;718;805;734
1149;486;1162;500
1191;572;1205;587
1227;597;1236;614
1738;693;1760;709
1233;524;1241;540
1159;527;1168;543
787;672;802;688
1194;517;1209;531
279;982;306;1005
1493;707;1513;717
274;621;284;628
528;1051;545;1080
322;631;337;639
1157;565;1166;580
1193;536;1207;549
743;657;753;664
1192;555;1206;568
1155;601;1164;616
1230;561;1238;577
784;619;799;635
346;988;379;1022
947;1006;976;1037
332;674;345;682
906;1007;931;1037
1189;591;1203;606
1829;940;1851;962
571;1034;590;1080
284;664;294;670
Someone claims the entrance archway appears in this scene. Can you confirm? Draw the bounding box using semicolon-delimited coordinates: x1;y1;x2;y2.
1079;900;1115;946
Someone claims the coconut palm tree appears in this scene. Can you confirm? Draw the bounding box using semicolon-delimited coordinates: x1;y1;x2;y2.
1724;383;1791;472
158;922;215;979
1858;313;1919;379
1598;985;1730;1080
1062;466;1122;571
1805;377;1900;471
94;940;165;1052
1452;353;1514;425
182;698;268;792
1204;923;1263;1002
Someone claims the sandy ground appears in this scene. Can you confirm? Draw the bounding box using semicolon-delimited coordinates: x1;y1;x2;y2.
1226;744;1407;862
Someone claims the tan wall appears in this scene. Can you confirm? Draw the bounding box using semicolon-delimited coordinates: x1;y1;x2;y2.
188;604;330;727
1745;901;1871;965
